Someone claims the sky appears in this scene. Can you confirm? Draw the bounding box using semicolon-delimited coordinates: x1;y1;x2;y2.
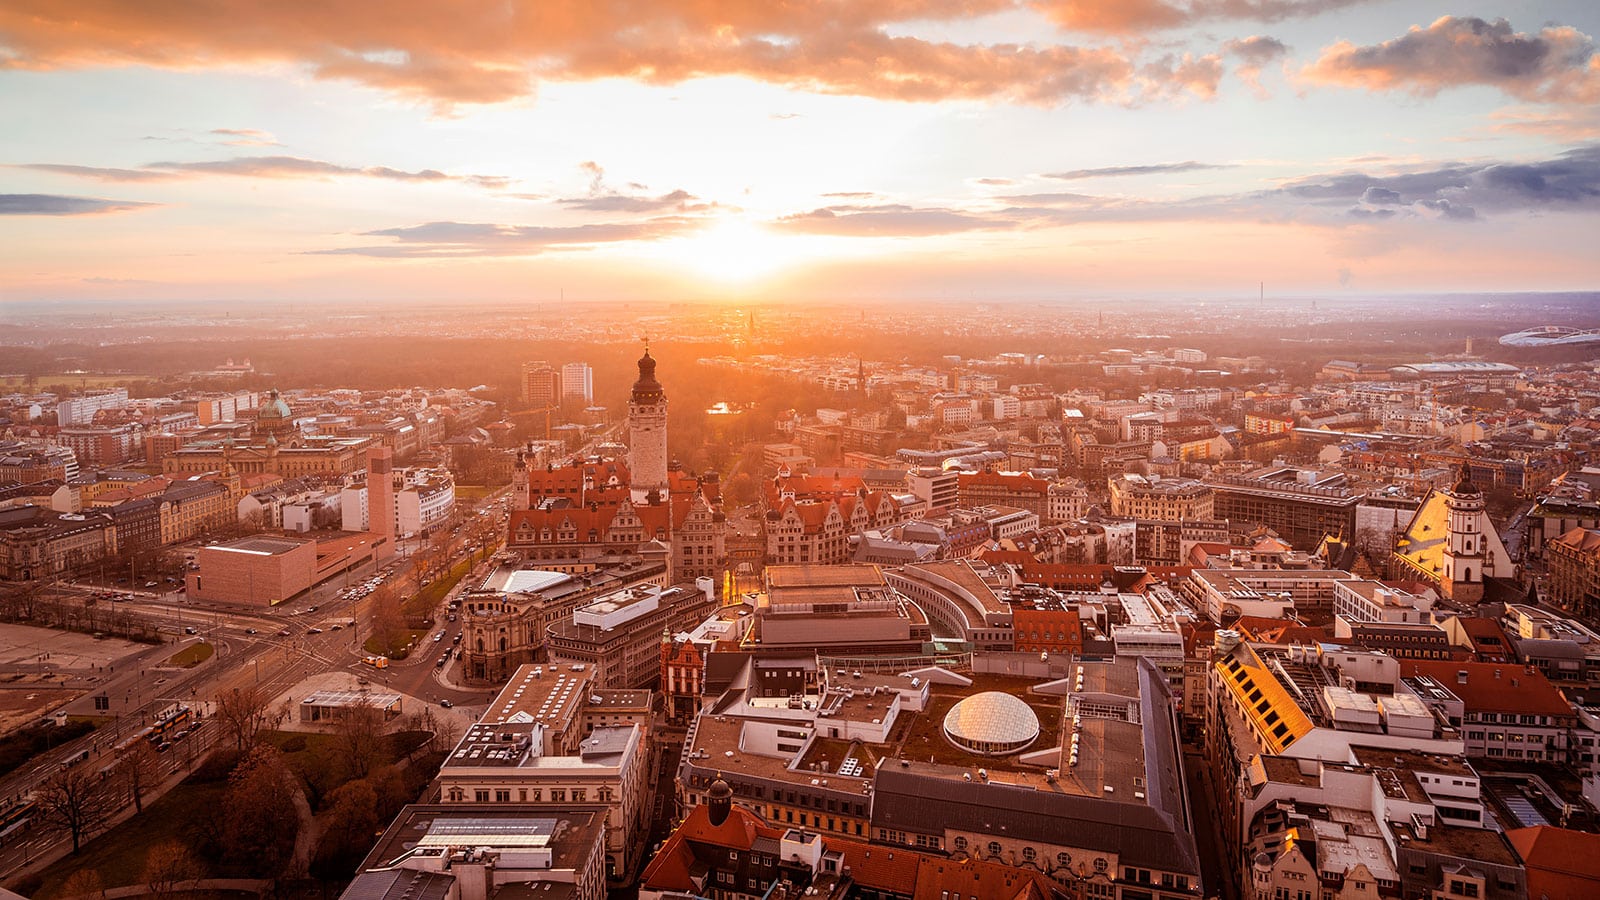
3;1;1600;304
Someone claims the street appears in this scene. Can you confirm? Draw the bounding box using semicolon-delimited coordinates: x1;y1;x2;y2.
0;483;514;881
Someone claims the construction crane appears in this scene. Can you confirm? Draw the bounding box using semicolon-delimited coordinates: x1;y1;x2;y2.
509;404;558;440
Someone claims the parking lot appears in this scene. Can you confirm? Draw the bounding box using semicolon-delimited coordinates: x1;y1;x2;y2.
0;621;146;673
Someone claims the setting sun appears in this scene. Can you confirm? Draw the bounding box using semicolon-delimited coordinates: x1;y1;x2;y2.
659;217;805;283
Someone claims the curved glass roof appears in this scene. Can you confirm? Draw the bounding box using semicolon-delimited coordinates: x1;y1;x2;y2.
942;691;1040;748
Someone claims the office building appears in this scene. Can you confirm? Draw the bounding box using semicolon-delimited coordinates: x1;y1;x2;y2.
562;362;594;404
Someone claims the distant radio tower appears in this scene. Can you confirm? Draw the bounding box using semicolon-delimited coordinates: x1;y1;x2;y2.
1259;281;1265;305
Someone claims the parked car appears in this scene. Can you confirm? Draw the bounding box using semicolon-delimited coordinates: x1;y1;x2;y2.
439;699;452;708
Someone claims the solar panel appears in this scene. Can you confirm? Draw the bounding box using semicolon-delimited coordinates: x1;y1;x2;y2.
427;817;557;837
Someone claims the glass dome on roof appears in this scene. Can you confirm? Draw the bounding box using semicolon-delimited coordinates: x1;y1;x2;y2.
942;691;1040;756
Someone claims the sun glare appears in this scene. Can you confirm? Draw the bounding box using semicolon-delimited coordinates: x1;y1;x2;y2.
664;217;806;283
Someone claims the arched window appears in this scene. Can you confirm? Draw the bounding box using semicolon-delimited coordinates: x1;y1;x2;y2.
1022;847;1037;863
987;841;1002;858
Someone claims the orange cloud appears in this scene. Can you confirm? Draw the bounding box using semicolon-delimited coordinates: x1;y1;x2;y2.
1034;0;1362;34
1302;16;1600;104
0;1;1232;107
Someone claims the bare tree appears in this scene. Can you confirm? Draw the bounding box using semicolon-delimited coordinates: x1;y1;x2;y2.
214;685;281;752
61;867;106;900
37;766;113;854
116;739;163;814
143;839;200;900
399;706;459;757
368;583;408;657
221;744;299;871
334;697;388;781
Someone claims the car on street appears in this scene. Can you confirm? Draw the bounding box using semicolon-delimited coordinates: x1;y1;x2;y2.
183;626;197;634
245;628;258;634
308;627;324;634
439;699;452;708
278;628;292;636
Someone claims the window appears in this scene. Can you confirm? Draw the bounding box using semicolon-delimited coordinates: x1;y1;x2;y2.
954;837;968;852
987;841;1002;857
551;789;566;802
494;790;511;803
1022;847;1036;862
1094;858;1108;873
474;789;490;802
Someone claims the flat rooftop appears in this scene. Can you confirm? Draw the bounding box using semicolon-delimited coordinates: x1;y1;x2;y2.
895;561;1008;615
303;689;402;708
209;536;310;555
357;804;608;873
767;564;886;589
484;663;594;728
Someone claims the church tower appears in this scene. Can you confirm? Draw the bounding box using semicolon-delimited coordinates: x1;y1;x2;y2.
511;448;531;511
628;344;669;502
1442;461;1486;603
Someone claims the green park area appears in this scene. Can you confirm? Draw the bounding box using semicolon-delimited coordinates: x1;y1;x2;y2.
166;642;215;668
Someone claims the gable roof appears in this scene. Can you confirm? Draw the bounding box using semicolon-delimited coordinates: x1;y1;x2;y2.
1401;660;1573;717
1506;826;1600;900
870;768;1199;877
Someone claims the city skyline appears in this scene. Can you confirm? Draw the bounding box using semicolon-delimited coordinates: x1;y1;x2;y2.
4;1;1600;304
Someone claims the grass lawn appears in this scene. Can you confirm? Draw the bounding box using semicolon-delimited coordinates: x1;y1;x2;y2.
166;642;214;668
25;779;229;898
363;629;426;659
453;484;493;503
401;558;471;620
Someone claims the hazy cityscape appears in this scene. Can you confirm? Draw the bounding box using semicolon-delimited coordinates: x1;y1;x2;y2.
6;3;1600;900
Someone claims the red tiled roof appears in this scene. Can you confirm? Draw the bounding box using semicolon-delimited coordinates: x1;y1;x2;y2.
833;840;923;893
957;470;1049;493
1402;660;1574;717
507;505;619;536
1234;616;1333;645
1506;826;1600;900
911;856;1054;900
